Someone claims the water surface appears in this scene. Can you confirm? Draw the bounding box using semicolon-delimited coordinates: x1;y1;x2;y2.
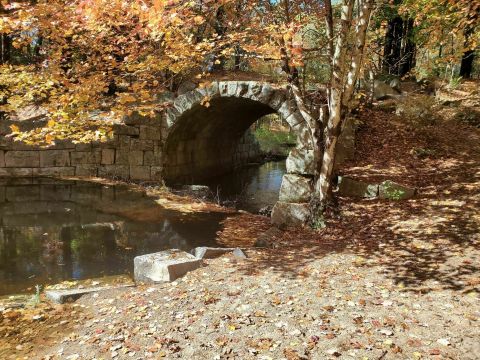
0;179;224;295
0;161;286;295
203;161;286;213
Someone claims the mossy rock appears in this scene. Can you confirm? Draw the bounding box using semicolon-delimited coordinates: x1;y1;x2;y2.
378;180;416;200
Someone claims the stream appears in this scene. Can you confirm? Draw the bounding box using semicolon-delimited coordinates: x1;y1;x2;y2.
0;161;285;295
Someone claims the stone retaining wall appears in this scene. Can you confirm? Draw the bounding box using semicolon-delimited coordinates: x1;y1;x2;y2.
0;118;165;180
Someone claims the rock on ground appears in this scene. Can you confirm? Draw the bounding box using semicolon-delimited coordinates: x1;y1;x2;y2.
134;250;202;283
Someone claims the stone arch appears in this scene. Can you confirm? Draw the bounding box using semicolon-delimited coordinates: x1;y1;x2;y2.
163;81;315;226
163;81;311;183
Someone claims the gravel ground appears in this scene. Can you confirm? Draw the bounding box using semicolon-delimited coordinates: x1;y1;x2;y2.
33;249;478;360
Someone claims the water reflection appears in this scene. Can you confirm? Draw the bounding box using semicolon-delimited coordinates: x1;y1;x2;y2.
203;161;286;213
0;162;286;295
0;178;224;295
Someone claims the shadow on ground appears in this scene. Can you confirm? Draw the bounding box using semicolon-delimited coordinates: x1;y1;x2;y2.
229;108;480;294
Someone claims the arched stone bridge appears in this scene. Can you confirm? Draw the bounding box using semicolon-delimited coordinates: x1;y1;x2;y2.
0;81;354;226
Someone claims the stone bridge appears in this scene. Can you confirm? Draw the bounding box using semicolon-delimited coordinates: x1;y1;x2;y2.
0;81;353;226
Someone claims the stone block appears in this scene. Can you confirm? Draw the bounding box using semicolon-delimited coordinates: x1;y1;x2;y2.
33;167;75;177
268;90;287;110
286;148;315;175
130;166;151;180
255;84;274;103
5;141;37;151
173;92;201;113
46;284;134;304
143;151;155;165
378;180;416;200
245;81;263;98
115;150;128;165
151;166;163;181
193;247;238;259
75;165;98;177
115;150;144;166
139;126;162;140
277;100;297;123
4;151;40;167
278;174;313;202
123;111;154;126
0;167;33;177
130;138;154;151
285;111;304;128
101;149;115;165
134;249;202;283
235;82;249;97
165;107;181;128
39;150;71;167
95;136;118;148
233;248;247;259
118;135;131;148
99;165;129;179
47;140;75;150
271;201;310;227
0;150;4;167
129;151;144;166
113;124;140;136
75;143;92;151
295;123;314;148
337;177;378;198
71;150;101;165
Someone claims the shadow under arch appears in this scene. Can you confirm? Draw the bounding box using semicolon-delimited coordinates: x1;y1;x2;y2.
164;97;275;184
163;85;303;184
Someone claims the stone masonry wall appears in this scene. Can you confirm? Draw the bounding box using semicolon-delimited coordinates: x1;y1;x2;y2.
0;111;263;182
233;129;263;167
0;113;166;181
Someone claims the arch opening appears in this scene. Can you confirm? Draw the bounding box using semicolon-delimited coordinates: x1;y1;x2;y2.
164;96;279;184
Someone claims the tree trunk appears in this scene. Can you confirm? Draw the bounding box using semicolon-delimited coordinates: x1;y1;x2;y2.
460;26;476;79
0;34;11;64
315;0;374;208
383;15;416;76
212;6;227;71
0;3;11;64
460;50;475;79
399;18;416;77
383;16;403;75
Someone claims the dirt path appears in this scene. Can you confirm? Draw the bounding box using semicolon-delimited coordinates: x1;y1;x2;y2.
1;94;479;359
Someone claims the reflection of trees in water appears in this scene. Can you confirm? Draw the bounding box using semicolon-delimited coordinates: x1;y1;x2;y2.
0;179;226;294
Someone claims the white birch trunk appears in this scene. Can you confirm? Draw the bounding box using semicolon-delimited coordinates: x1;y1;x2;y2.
315;0;375;205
